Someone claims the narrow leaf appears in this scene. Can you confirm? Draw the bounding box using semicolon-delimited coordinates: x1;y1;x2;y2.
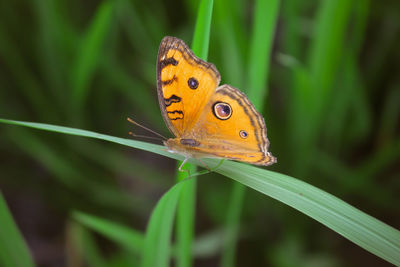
176;1;215;267
141;181;187;267
0;192;35;267
71;1;114;106
73;211;144;254
1;118;399;265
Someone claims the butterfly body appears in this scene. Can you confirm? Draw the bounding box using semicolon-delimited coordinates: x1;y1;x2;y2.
157;36;276;166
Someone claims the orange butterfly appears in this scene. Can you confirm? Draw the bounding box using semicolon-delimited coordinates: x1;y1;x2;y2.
156;36;276;169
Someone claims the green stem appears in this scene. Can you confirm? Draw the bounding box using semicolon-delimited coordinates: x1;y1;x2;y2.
176;1;214;267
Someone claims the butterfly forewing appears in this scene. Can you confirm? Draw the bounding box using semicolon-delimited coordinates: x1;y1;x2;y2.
156;36;220;137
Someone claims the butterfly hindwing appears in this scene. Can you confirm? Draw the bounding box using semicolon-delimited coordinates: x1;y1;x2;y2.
190;84;276;165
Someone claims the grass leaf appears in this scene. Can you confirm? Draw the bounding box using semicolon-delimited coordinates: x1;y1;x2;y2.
0;192;35;267
1;119;400;265
247;0;280;106
73;211;144;254
191;0;214;60
213;159;400;266
176;1;214;266
71;0;114;107
221;1;280;266
141;181;187;267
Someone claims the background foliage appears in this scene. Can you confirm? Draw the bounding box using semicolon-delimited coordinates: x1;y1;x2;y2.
0;0;399;266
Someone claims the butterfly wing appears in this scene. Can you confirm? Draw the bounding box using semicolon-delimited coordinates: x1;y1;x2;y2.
190;84;276;166
157;36;220;137
157;37;276;166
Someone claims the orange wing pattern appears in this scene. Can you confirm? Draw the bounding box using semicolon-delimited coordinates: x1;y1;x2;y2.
189;85;276;165
156;37;276;166
157;36;220;137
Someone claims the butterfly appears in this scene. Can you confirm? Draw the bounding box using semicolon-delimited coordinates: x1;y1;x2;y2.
157;36;276;169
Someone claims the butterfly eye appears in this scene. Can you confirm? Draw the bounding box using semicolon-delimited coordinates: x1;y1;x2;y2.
239;130;248;139
188;77;199;89
213;102;232;120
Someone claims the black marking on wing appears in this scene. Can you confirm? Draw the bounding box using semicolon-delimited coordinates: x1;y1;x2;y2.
162;75;178;86
160;57;178;70
167;110;184;120
167;110;183;115
164;94;182;107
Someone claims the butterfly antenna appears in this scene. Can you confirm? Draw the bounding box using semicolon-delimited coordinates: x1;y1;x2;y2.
128;132;164;141
127;117;167;140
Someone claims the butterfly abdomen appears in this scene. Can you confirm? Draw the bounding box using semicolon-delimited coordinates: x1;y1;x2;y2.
164;138;204;159
179;138;200;147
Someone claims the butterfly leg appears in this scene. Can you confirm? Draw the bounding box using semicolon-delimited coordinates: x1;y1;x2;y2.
197;158;211;171
178;158;191;178
212;159;225;171
184;159;225;178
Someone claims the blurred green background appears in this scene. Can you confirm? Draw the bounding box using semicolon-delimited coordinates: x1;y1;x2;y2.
0;0;399;266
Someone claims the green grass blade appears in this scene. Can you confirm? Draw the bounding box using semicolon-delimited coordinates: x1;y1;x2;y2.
307;0;352;125
247;0;280;106
214;2;247;266
309;0;352;97
71;0;114;107
191;0;214;59
0;118;173;160
141;181;187;267
0;192;35;267
1;118;399;265
281;0;302;58
289;0;352;176
176;1;214;266
73;211;144;254
322;56;357;152
221;1;280;266
176;163;197;267
80;228;107;267
211;159;400;266
220;181;245;267
322;1;370;152
67;221;107;267
214;0;245;88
